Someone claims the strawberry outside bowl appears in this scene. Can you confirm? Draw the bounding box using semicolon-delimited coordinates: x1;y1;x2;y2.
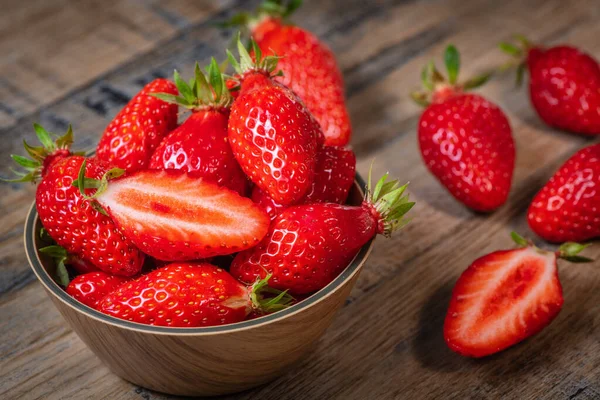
24;174;375;397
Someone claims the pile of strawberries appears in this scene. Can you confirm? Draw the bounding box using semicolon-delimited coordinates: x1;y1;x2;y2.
412;38;599;357
6;1;414;328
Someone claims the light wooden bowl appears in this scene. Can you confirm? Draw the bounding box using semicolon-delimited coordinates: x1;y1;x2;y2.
24;174;374;397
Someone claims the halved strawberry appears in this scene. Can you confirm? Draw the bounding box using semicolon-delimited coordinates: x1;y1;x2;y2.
444;233;591;358
77;165;270;261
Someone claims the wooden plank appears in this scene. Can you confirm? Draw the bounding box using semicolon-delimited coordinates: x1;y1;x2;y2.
2;0;600;398
0;0;239;129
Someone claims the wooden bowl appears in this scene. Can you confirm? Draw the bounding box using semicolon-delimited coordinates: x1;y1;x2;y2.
24;174;373;397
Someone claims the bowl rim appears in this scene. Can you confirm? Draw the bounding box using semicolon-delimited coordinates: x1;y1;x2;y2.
24;173;374;335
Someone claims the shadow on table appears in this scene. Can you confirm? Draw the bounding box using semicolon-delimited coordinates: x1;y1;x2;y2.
412;272;600;378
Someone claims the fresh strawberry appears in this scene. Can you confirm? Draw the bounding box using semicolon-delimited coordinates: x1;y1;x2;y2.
231;172;414;294
500;36;600;135
225;0;351;145
99;263;293;327
251;186;287;220
67;271;130;310
77;164;270;261
251;145;356;219
528;143;600;242
412;45;515;212
227;38;322;205
96;79;178;172
4;125;145;277
444;232;591;358
68;256;99;275
304;146;356;204
149;61;247;195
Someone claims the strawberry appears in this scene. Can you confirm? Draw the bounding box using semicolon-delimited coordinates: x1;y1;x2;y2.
528;143;600;243
226;38;323;205
149;61;247;195
96;79;179;172
231;172;414;294
412;45;515;212
225;0;352;146
444;232;591;358
38;244;99;286
99;263;293;327
4;125;145;277
500;36;600;135
76;164;270;261
251;186;287;220
251;145;356;219
66;271;130;310
303;145;356;204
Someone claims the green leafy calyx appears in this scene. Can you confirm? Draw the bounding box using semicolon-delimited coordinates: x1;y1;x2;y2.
39;245;71;287
151;58;233;110
558;242;593;263
365;163;415;237
227;33;283;79
2;124;79;183
220;0;302;31
410;45;493;107
73;159;124;215
498;34;533;87
250;273;295;314
510;231;593;263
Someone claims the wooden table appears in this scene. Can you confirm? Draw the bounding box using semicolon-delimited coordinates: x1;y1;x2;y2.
2;0;600;398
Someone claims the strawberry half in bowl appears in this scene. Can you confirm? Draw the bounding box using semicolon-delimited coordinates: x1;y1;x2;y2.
24;172;409;396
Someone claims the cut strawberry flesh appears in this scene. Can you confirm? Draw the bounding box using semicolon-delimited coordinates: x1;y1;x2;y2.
444;247;563;358
96;170;270;260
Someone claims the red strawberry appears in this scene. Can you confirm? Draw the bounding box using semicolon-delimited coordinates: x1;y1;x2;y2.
413;45;515;212
226;1;351;145
500;37;600;135
99;263;293;327
528;143;600;242
251;186;287;220
227;38;322;205
77;165;270;261
67;271;129;310
38;156;145;276
444;232;591;358
4;125;145;277
96;79;178;172
231;172;414;294
303;146;356;204
251;145;356;219
149;61;247;195
68;256;99;275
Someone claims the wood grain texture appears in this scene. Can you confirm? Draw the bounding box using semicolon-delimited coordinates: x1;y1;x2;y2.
2;0;600;399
